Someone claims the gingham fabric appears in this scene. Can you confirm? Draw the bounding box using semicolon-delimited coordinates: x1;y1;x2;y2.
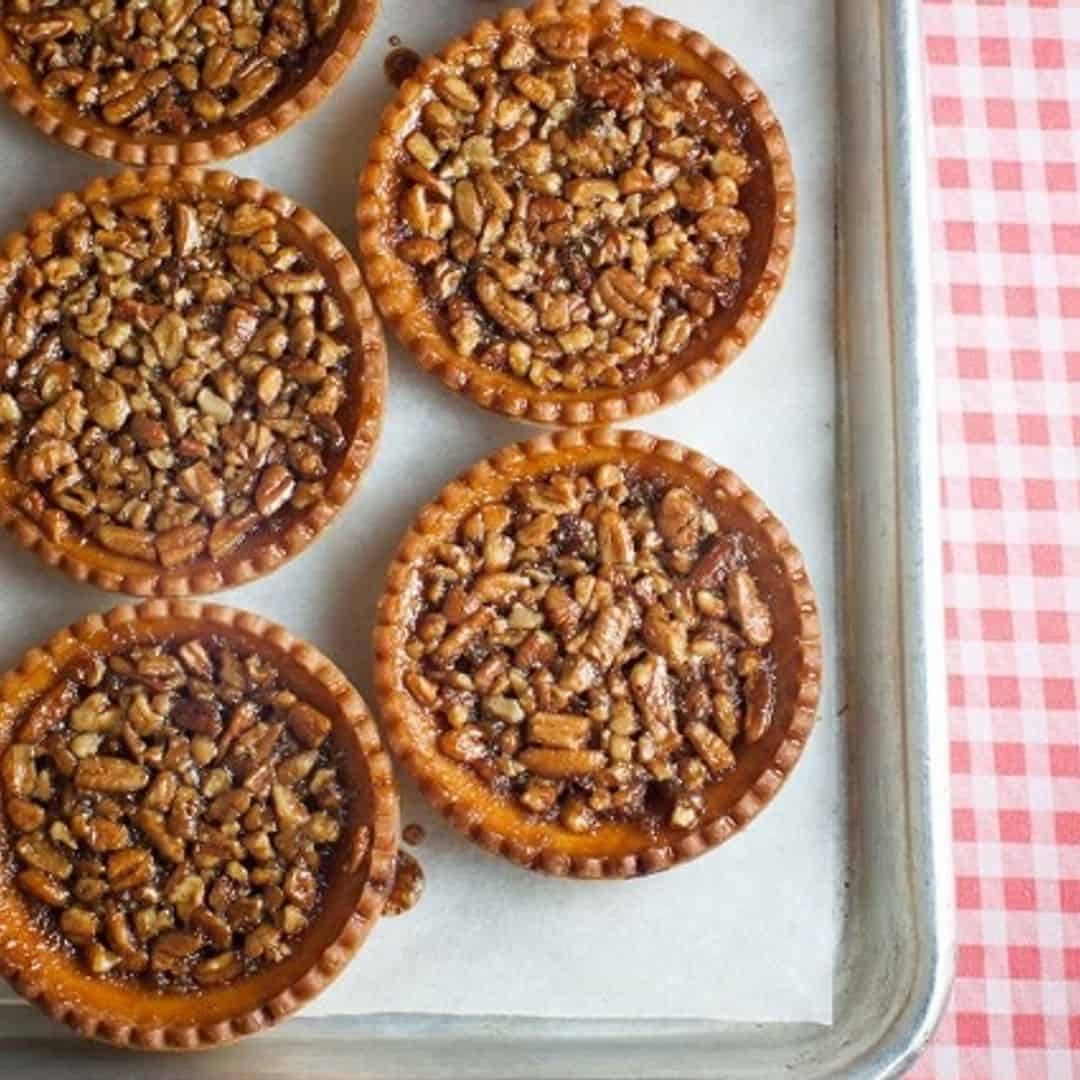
910;1;1079;1077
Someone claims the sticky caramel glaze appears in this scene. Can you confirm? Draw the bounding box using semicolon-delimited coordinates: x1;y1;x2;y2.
375;429;821;879
402;823;426;846
0;601;397;1048
384;47;422;88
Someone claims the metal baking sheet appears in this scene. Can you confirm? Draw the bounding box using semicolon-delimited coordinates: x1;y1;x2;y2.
1;0;842;1033
0;0;953;1074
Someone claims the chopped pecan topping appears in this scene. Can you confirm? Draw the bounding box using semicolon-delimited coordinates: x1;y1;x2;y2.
2;638;347;990
3;0;347;137
387;21;758;392
0;183;358;571
400;462;778;834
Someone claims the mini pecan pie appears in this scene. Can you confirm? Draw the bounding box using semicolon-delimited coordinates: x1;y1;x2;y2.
0;0;377;164
0;600;397;1049
375;429;821;878
0;167;385;595
359;0;794;425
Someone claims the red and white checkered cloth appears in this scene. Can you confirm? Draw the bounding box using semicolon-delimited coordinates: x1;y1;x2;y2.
911;1;1079;1077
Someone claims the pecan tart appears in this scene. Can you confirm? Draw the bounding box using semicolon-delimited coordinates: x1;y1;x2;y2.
0;600;398;1049
0;167;386;595
0;0;377;164
359;0;794;425
375;429;821;878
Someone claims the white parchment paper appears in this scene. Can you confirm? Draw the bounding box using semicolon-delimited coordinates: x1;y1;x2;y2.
0;0;839;1024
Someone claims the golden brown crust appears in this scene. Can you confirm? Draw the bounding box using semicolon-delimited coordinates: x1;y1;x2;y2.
357;0;796;426
374;428;821;879
0;599;399;1050
0;166;387;596
0;0;379;165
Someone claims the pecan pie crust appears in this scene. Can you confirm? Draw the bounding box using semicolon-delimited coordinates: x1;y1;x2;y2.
0;600;398;1049
359;0;795;425
0;167;386;595
374;429;821;879
0;0;378;164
